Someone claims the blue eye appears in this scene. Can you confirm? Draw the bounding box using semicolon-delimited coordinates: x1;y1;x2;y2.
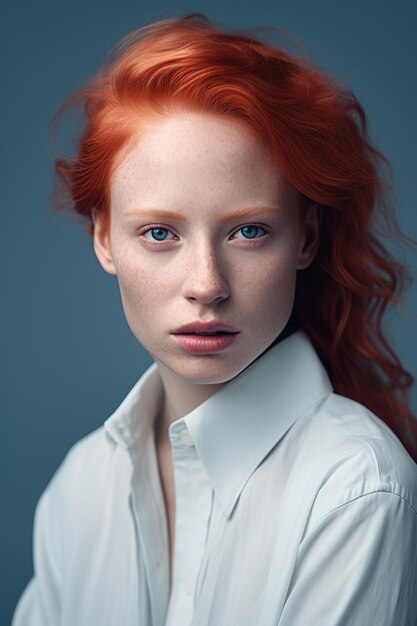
234;225;266;240
139;223;268;244
147;227;172;241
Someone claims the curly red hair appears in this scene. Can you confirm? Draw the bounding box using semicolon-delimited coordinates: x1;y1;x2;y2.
50;13;417;461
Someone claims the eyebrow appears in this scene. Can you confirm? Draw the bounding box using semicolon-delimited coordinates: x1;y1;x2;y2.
124;206;282;222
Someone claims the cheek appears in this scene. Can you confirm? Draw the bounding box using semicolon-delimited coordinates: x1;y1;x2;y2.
245;249;299;321
250;246;299;294
111;247;163;328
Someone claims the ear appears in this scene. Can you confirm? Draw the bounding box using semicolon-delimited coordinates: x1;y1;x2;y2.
296;202;322;270
92;209;117;276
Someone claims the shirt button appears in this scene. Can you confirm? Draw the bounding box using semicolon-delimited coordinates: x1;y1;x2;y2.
183;579;193;596
180;429;194;447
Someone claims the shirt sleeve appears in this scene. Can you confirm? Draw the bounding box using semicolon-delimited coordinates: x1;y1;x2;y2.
12;463;65;626
279;490;417;626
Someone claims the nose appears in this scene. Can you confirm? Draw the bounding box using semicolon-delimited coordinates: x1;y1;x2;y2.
182;244;230;304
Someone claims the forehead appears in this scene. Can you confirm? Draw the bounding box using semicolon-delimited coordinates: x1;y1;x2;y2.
110;112;297;212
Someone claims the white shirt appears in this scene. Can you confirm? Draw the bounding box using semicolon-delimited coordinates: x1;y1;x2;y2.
12;328;417;626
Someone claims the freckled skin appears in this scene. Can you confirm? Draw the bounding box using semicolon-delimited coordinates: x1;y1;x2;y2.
93;112;320;435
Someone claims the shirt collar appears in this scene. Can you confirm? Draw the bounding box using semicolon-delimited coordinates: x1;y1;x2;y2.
104;328;334;519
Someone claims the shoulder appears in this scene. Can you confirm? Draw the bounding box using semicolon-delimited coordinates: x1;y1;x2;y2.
40;426;131;511
57;426;112;479
295;392;417;523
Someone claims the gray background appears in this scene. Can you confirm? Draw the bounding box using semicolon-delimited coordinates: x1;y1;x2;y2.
2;0;416;623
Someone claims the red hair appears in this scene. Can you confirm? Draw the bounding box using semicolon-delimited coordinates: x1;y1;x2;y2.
51;13;417;461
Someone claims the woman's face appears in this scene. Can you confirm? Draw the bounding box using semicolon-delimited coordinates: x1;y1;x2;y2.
93;112;319;384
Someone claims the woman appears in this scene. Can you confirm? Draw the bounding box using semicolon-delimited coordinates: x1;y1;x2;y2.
13;13;417;626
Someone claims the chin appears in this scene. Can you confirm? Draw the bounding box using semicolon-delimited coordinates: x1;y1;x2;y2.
170;355;243;383
190;353;256;381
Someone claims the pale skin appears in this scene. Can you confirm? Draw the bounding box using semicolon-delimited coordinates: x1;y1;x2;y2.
92;111;321;582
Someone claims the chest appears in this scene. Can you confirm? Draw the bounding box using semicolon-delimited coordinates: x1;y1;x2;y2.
155;440;176;577
62;427;329;626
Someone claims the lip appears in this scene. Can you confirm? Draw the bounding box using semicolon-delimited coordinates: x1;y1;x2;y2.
171;332;239;353
172;320;238;334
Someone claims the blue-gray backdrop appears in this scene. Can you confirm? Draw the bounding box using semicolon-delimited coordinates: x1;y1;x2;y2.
2;0;416;623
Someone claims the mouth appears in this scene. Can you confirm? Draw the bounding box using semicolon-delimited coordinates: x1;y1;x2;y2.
172;321;238;334
177;331;237;335
171;330;239;353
